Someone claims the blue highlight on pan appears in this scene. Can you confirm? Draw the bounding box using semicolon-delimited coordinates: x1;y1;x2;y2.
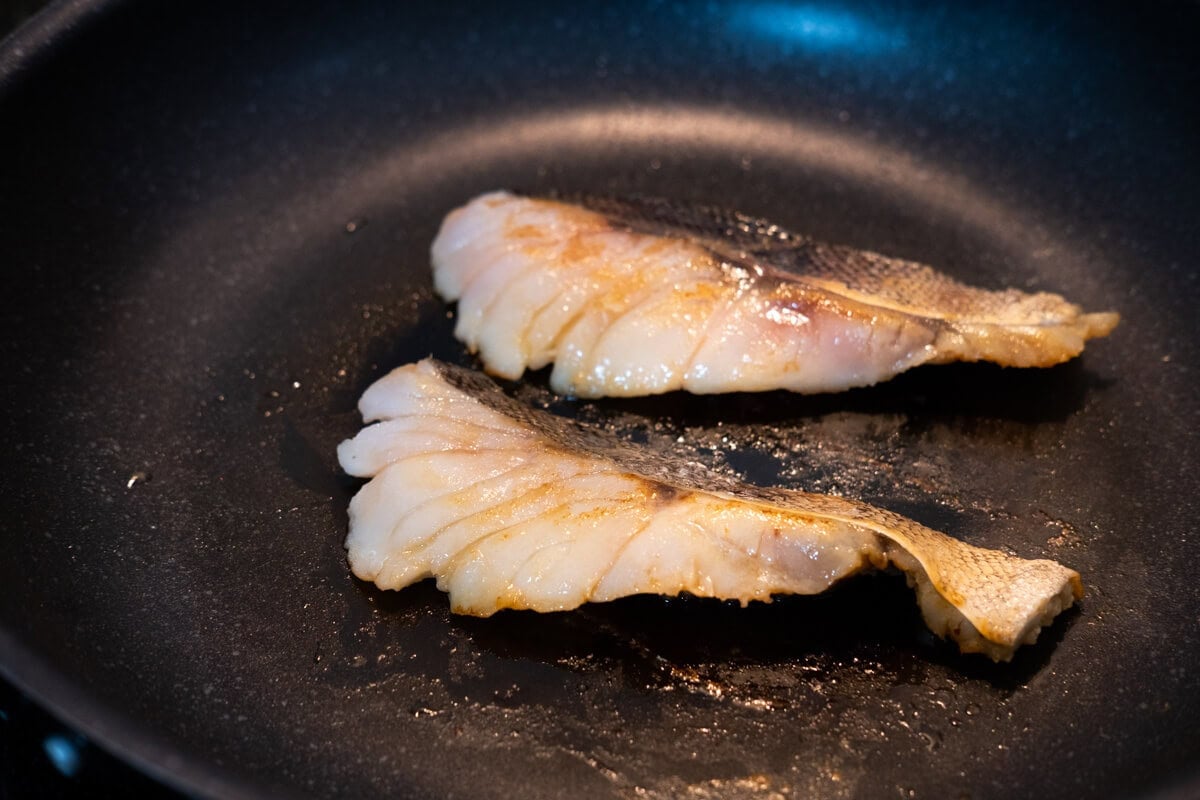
728;2;906;54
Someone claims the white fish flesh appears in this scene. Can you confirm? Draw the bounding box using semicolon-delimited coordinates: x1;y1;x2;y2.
431;191;1118;397
337;359;1082;661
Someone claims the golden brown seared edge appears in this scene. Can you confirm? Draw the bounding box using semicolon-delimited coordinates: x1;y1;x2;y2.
341;359;1082;661
568;190;1120;364
431;191;1118;397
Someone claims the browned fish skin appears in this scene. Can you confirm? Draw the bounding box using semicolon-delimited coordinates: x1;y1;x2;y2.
338;359;1083;661
571;192;1119;363
431;191;1118;397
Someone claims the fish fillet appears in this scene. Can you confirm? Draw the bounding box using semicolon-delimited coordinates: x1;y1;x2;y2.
337;359;1082;661
431;191;1118;397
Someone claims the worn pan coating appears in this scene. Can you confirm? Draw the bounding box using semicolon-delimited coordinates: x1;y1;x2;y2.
1;1;1198;797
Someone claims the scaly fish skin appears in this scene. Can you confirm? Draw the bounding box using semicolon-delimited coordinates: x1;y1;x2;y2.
338;359;1082;661
431;191;1118;397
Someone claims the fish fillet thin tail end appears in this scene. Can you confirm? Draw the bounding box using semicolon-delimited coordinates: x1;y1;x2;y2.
891;546;1084;662
932;309;1120;369
1082;311;1121;338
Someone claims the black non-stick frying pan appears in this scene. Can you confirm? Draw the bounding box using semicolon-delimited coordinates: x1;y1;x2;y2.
2;1;1198;797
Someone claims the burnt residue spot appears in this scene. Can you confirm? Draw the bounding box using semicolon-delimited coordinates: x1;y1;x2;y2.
650;483;682;506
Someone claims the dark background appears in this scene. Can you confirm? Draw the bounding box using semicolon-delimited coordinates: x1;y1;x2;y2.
0;679;177;798
0;6;178;798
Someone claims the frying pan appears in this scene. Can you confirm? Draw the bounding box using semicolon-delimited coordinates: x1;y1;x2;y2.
2;1;1198;797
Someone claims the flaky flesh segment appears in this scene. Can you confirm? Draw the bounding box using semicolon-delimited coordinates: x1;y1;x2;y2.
337;359;1082;661
431;191;1118;397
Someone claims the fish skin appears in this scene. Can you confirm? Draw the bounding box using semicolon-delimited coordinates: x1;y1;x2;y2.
431;191;1118;397
338;359;1082;661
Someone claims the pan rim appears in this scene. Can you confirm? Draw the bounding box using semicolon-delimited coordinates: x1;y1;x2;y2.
0;0;109;86
0;629;272;799
0;6;298;798
1;2;1198;798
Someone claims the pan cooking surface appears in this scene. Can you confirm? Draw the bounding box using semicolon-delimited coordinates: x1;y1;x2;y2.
1;2;1197;798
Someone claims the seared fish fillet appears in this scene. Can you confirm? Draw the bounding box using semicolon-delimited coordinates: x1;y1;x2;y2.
431;191;1118;397
337;359;1082;661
